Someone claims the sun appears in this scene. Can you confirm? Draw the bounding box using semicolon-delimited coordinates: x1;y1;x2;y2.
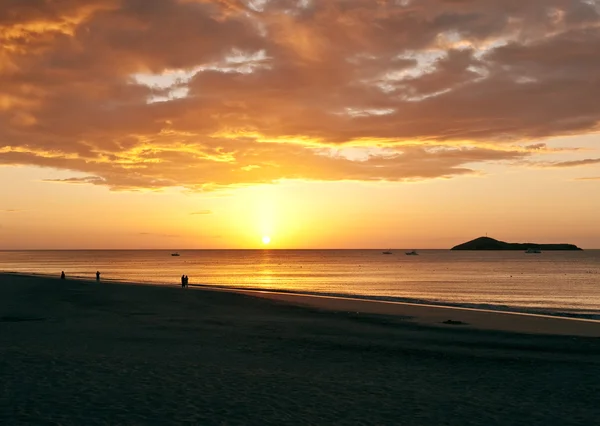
262;235;271;245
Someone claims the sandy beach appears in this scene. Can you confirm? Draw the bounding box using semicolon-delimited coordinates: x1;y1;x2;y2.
1;273;599;425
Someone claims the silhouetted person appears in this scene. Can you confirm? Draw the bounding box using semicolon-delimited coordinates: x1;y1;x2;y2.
184;275;189;288
96;271;101;281
60;271;65;280
181;274;185;288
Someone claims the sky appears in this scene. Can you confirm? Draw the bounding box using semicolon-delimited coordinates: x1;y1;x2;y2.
1;0;599;249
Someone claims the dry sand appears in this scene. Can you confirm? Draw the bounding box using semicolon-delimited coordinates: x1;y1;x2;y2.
1;273;600;425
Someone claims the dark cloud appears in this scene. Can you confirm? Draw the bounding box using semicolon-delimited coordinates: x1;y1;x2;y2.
1;0;599;190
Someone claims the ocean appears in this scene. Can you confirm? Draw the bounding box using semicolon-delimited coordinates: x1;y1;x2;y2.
1;249;599;319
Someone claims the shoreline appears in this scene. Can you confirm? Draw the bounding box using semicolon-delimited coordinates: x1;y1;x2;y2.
4;270;599;320
3;272;600;337
216;288;600;337
190;284;600;321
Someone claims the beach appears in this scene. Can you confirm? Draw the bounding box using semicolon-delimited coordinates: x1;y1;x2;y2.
1;274;599;425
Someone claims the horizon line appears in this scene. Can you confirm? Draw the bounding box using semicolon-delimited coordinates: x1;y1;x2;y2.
0;247;596;251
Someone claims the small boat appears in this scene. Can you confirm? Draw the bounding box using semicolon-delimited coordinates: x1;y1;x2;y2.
405;250;418;256
382;251;393;255
525;248;541;254
171;253;180;257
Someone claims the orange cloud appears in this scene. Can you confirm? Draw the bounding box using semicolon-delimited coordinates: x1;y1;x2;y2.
1;0;599;190
542;158;600;168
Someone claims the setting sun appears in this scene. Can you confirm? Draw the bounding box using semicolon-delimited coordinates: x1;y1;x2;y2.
262;236;271;245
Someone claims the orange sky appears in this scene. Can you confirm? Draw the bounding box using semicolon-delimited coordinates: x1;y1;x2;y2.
1;0;599;249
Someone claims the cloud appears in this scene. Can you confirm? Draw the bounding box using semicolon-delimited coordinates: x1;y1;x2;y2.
543;158;600;168
0;209;24;213
137;231;222;239
521;143;585;153
191;210;213;215
524;143;547;151
1;0;599;190
138;232;181;238
42;176;107;185
574;176;600;181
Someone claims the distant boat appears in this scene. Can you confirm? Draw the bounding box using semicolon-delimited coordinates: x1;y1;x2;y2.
382;250;393;255
525;248;541;254
171;253;180;257
405;250;418;256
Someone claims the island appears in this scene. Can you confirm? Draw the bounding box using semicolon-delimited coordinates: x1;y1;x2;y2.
451;236;582;251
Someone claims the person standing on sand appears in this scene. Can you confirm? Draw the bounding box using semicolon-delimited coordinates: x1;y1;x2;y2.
60;271;65;280
181;275;185;288
96;271;101;281
184;275;189;288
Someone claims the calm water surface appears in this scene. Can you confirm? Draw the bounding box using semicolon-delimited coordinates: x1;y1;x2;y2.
1;249;599;319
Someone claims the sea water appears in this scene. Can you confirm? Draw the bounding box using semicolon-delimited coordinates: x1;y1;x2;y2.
1;249;599;319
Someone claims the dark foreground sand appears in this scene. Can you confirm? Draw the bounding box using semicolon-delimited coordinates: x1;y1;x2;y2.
1;274;599;425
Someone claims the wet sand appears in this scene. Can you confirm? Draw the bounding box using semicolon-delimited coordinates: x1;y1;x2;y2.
224;288;600;336
1;273;599;425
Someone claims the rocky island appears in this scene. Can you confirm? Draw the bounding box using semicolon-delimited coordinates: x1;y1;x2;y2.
451;236;582;251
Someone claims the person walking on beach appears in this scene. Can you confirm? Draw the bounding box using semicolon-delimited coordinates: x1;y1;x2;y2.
60;271;65;280
184;275;189;288
96;271;101;281
181;274;185;288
